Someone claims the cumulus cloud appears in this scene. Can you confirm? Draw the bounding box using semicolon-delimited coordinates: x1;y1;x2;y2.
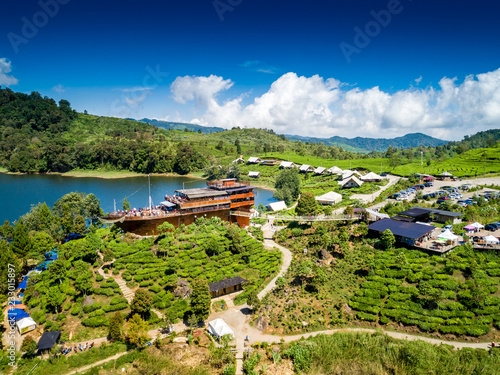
0;58;18;86
170;68;500;140
52;84;65;93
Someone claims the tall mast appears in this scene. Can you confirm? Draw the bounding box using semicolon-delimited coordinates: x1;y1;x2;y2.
148;174;152;211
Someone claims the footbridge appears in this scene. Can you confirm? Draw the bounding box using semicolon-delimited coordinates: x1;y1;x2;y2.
230;211;363;222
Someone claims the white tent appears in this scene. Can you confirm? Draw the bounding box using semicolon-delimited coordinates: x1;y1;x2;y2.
247;157;261;164
327;166;342;175
16;317;36;335
338;175;363;188
299;164;314;172
438;229;458;241
361;172;383;181
315;191;342;205
314;166;326;174
484;235;500;244
268;201;288;211
439;171;453;177
471;222;484;230
280;161;295;169
208;318;234;340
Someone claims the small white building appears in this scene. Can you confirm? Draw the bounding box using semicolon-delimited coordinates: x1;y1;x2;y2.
315;191;342;205
248;171;260;178
247;157;261;164
232;157;245;164
279;161;295;169
267;201;288;211
299;164;314;173
208;318;235;340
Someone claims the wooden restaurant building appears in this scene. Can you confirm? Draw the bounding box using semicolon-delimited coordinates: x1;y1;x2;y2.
208;276;248;298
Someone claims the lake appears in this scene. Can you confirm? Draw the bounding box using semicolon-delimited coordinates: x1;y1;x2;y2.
0;173;277;224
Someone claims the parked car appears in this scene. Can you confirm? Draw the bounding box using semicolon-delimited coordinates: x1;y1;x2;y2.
424;182;434;187
485;223;500;231
381;172;388;176
437;196;450;204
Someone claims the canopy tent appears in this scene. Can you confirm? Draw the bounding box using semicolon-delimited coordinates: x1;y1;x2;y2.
464;224;477;231
315;191;342;205
471;222;484;230
8;308;30;321
484;235;500;244
160;201;176;208
438;229;458;241
439;171;453;177
16;317;36;335
207;318;234;340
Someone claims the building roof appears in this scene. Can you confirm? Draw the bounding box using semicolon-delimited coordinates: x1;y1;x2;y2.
37;331;61;351
208;276;248;292
327;166;342;174
267;201;288;211
439;171;453;176
365;209;390;220
299;164;313;172
314;166;326;174
338;175;363;187
315;191;342;203
361;172;383;181
16;317;36;331
398;207;463;218
176;188;229;199
247;157;261;163
248;171;260;177
208;318;234;339
280;161;295;168
368;219;436;239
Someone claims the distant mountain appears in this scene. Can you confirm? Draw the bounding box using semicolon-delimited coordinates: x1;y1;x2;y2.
135;118;225;133
285;132;448;152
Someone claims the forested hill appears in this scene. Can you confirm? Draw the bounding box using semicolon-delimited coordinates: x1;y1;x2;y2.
286;132;448;152
135;118;224;133
1;87;499;177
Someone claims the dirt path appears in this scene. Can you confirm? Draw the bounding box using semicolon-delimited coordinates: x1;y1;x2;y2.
257;223;293;300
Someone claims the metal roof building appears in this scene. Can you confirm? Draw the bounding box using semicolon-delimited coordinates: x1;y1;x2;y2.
368;219;436;243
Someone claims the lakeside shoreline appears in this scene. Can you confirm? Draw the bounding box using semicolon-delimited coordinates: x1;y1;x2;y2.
0;168;207;181
0;168;277;192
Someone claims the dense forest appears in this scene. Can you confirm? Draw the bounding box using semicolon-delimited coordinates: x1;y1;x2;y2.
0;88;499;176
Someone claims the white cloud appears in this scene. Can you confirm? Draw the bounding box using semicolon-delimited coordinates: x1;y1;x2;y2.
415;76;423;85
0;58;18;86
52;84;65;93
169;68;500;140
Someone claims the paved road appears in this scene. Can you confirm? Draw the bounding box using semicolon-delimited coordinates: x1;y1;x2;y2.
350;175;401;203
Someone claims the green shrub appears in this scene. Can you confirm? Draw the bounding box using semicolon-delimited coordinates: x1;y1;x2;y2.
71;304;81;315
83;302;102;313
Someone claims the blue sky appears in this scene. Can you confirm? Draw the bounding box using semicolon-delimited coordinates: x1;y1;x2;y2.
1;0;500;140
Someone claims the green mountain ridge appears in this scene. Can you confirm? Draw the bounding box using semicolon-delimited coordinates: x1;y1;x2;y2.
134;118;448;152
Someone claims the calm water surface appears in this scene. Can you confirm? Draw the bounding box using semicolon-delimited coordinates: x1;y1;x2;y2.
0;173;276;223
